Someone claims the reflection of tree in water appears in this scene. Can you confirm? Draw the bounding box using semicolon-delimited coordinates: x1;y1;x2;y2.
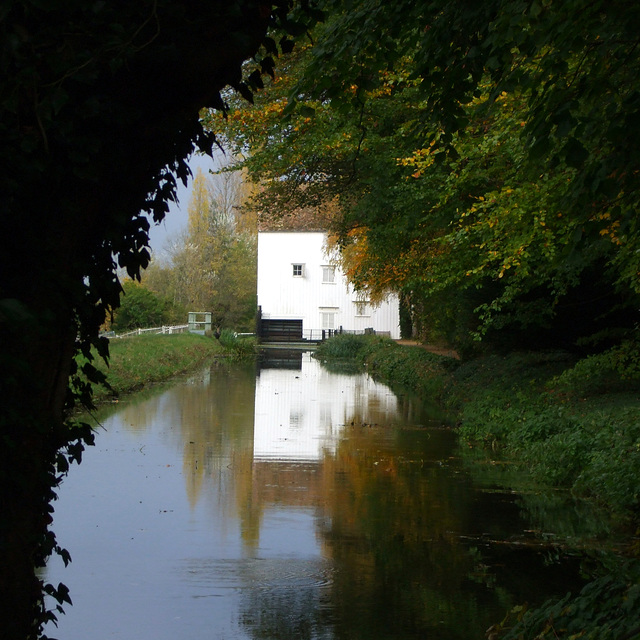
148;358;586;640
228;367;581;639
115;393;162;433
156;361;258;517
231;420;504;640
312;423;581;640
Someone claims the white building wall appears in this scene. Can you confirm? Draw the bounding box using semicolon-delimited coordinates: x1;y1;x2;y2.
257;231;400;338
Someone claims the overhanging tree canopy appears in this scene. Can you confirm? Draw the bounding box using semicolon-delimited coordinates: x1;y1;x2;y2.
209;0;640;351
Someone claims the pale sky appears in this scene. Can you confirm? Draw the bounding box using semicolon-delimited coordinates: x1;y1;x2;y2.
147;152;222;260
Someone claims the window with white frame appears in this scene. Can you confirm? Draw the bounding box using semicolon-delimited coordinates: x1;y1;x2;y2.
354;300;370;316
320;308;338;329
292;263;304;277
322;265;336;283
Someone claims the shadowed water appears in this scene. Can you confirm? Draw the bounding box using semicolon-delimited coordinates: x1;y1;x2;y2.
45;351;601;639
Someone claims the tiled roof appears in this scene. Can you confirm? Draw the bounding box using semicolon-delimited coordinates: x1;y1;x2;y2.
257;197;340;232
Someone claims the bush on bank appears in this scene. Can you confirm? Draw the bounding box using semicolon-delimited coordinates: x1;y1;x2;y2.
314;333;454;399
217;328;258;357
492;559;640;640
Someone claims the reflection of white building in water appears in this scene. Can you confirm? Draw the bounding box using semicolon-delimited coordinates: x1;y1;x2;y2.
253;352;398;461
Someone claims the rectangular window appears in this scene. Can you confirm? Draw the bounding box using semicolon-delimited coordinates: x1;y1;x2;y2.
320;311;336;329
292;263;304;277
354;301;370;316
321;313;334;329
322;265;336;283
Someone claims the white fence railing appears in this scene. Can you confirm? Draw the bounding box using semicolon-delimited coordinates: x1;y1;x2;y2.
260;328;392;343
106;324;189;339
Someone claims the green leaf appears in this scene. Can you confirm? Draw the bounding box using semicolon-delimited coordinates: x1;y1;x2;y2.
262;36;277;54
280;37;295;54
563;137;588;168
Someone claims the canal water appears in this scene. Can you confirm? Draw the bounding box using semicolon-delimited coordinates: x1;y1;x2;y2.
45;351;602;639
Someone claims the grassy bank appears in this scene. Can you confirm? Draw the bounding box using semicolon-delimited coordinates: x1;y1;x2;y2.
315;334;640;518
80;333;225;403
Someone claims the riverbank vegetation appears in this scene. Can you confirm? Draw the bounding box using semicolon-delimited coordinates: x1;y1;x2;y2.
80;331;258;405
77;333;225;404
90;333;259;406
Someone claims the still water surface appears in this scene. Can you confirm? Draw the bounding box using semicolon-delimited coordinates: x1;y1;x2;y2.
46;351;593;639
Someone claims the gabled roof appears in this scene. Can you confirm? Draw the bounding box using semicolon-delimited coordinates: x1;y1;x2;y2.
257;197;340;233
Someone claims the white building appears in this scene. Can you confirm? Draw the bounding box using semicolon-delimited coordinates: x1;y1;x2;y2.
257;231;400;340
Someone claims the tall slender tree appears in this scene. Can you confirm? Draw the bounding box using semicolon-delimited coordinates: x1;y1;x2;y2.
165;168;258;330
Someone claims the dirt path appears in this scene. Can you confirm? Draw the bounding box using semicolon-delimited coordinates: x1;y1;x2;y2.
395;339;460;359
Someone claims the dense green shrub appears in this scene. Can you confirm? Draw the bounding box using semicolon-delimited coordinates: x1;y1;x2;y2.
494;561;640;640
314;333;387;359
217;328;257;357
315;334;455;399
550;339;640;398
111;280;183;331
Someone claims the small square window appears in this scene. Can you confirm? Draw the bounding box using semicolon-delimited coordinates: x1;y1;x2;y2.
322;265;336;283
292;264;304;277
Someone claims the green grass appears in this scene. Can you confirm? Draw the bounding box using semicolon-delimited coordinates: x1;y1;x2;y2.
79;333;225;402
